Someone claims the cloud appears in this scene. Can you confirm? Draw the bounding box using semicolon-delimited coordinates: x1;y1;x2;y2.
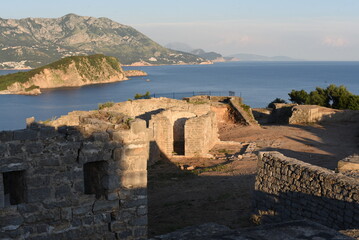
323;37;348;47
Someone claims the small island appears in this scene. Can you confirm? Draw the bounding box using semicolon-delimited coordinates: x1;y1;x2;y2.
0;54;145;95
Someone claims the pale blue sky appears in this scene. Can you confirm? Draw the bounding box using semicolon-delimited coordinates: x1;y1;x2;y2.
1;0;359;60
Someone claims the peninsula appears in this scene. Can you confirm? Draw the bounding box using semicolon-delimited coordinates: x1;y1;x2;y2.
0;54;133;95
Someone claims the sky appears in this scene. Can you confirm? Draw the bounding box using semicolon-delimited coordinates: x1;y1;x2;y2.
1;0;359;60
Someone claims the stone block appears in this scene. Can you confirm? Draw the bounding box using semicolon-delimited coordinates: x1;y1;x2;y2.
0;160;27;172
93;199;119;212
130;119;146;134
134;226;147;238
39;127;58;139
39;158;60;167
0;214;23;231
94;212;111;224
137;206;147;216
113;147;124;161
120;170;147;188
61;207;72;221
55;185;72;198
73;204;93;216
13;129;38;141
102;175;120;190
92;132;110;142
27;187;52;203
116;230;132;239
0;131;13;142
130;216;148;226
109;220;125;232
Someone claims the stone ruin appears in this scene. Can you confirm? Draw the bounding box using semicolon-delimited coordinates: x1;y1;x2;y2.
253;151;359;231
268;103;359;124
0;116;149;240
0;96;255;239
4;96;355;239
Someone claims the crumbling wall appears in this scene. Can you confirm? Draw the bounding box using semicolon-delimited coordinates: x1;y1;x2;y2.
149;110;197;158
0;118;149;240
185;112;219;156
254;152;359;230
268;104;359;124
111;98;211;119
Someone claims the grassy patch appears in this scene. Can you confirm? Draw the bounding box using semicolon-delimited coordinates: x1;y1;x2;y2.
98;101;115;110
191;163;228;175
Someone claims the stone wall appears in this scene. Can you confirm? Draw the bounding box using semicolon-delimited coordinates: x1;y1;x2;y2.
0;118;149;240
254;152;359;230
185;112;218;156
111;98;211;120
149;110;218;159
268;104;359;124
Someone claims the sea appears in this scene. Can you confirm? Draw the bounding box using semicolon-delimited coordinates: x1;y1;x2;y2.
0;61;358;130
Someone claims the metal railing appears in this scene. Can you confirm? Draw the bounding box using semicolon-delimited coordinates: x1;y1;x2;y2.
150;91;235;99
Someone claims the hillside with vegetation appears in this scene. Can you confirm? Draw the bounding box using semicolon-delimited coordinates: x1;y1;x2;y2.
0;54;128;95
0;14;207;69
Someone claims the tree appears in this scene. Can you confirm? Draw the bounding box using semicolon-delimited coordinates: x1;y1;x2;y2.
347;95;359;110
267;98;287;108
308;88;327;106
286;84;359;110
326;84;351;109
288;89;309;104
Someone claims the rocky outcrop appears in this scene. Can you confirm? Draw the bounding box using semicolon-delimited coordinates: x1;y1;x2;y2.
0;55;128;95
124;70;148;77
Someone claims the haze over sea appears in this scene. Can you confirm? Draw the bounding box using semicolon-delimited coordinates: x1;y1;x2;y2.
0;61;358;130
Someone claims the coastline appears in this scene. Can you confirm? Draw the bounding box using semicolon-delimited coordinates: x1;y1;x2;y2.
0;78;131;96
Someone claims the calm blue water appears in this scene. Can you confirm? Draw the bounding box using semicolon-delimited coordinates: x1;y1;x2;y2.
0;61;358;130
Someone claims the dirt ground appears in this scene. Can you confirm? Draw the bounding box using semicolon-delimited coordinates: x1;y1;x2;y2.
148;121;359;237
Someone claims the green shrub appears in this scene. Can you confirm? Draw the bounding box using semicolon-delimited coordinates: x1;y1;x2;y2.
98;101;115;110
134;91;151;99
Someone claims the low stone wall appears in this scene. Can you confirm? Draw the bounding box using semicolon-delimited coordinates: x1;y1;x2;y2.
268;104;359;124
111;98;211;120
0;118;149;240
254;152;359;230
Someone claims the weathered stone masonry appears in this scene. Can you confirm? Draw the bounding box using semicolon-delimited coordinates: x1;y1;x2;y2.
254;152;359;230
0;118;149;240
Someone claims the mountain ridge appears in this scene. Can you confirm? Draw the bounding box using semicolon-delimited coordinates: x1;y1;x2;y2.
0;14;208;69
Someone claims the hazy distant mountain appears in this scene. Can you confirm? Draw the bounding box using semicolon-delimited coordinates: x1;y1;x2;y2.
165;42;194;53
0;14;206;69
165;42;225;61
190;49;223;61
227;53;303;61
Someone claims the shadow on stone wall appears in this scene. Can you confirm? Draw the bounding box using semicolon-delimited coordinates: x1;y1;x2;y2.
0;121;148;240
253;190;359;230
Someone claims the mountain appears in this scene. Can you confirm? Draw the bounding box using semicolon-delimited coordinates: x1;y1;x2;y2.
0;14;207;69
165;42;194;53
227;53;303;61
190;49;224;61
0;54;128;95
165;42;226;62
